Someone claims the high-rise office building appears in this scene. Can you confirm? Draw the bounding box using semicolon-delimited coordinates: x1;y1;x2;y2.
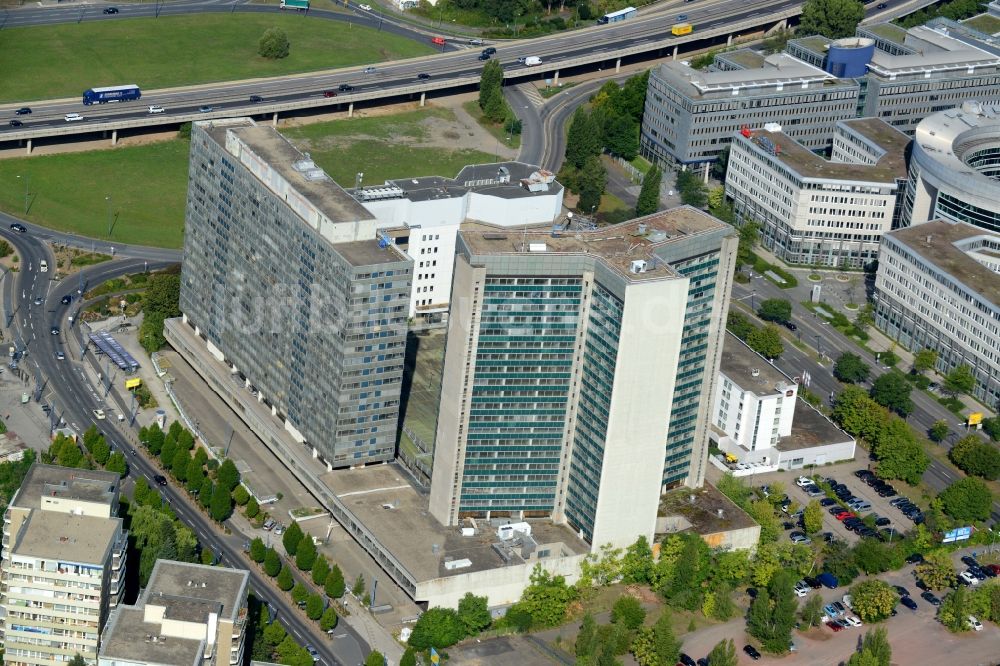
179;119;412;468
0;464;127;666
428;208;737;548
98;560;250;666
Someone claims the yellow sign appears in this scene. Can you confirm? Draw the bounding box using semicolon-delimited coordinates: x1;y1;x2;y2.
672;23;693;35
968;412;983;426
125;378;143;390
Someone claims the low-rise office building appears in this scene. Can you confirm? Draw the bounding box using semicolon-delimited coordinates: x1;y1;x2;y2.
0;465;127;666
726;118;910;267
98;560;250;666
354;162;564;318
903;101;1000;234
874;220;1000;408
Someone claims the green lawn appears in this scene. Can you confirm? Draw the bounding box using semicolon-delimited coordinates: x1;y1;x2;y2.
0;141;190;248
461;100;521;150
281;108;495;184
1;14;434;103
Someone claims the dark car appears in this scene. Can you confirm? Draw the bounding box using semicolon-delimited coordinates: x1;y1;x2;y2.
198;105;214;113
678;655;696;666
15;107;31;115
855;469;874;479
961;555;979;568
323;90;337;97
746;587;758;599
877;2;887;8
478;52;491;61
820;497;837;506
338;83;354;92
249;95;263;103
677;13;688;20
900;596;918;611
103;6;119;13
482;46;497;55
154;474;167;486
784;321;798;331
804;576;822;589
782;521;795;530
9;223;26;233
9;119;23;127
743;645;761;661
823;532;836;543
696;659;709;666
875;517;891;526
61;294;72;304
50;326;60;336
817;572;839;588
893;585;911;597
417;73;431;80
921;591;941;606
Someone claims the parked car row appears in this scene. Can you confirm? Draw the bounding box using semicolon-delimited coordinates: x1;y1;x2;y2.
889;495;925;524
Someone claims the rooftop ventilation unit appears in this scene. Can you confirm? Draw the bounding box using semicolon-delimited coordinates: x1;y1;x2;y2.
630;259;648;274
751;368;761;377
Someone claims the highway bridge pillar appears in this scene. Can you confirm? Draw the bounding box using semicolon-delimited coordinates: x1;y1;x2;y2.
703;162;710;184
24;139;32;155
672;45;678;60
615;58;621;73
348;102;354;117
554;70;560;86
111;130;118;146
420;92;426;107
272;112;279;127
727;34;733;46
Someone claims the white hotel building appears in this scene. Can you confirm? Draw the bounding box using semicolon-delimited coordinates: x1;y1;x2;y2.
726;118;910;267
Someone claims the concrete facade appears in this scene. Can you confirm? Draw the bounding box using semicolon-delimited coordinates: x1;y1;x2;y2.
726;118;910;267
875;220;1000;409
356;163;564;318
0;465;127;666
429;209;737;550
902;102;1000;235
180;119;412;468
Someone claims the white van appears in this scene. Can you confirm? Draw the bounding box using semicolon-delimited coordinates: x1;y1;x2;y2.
39;260;47;273
148;105;165;114
64;113;84;122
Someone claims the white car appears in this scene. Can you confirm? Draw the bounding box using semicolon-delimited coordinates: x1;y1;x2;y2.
39;260;47;273
795;476;813;487
960;570;979;585
842;615;863;627
92;409;106;420
148;105;165;114
793;582;809;597
790;534;812;545
968;615;983;631
64;113;84;122
358;3;371;9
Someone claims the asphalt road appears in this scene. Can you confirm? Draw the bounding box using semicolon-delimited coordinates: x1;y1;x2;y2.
0;227;369;666
732;276;1000;523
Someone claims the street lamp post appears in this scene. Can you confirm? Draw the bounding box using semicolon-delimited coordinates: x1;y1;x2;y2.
105;195;113;237
814;335;822;359
750;289;756;312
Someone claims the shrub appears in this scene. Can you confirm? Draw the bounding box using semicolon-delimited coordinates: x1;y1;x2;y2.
258;27;290;59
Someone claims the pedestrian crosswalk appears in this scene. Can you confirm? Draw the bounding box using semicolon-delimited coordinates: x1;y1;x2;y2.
517;83;545;108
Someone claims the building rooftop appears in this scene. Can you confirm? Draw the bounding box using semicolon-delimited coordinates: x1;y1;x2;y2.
13;511;120;564
743;118;909;182
202;119;375;228
719;334;794;397
867;25;1000;76
321;463;589;583
356;161;562;205
658;481;758;533
791;35;832;56
460;207;731;282
715;48;767;70
12;463;119;510
144;560;249;622
865;22;908;43
100;607;203;666
776;400;855;452
889;220;1000;309
334;238;409;267
658;53;853;97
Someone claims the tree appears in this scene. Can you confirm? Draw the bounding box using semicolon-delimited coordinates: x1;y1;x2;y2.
915;549;956;590
576;154;607;214
312;556;330;586
457;592;491;635
258;27;290;59
92;437;111;466
620;536;654;585
747;324;784;360
276;635;312;666
478;59;504;113
187;458;205;494
870;371;913;416
943;364;976;397
675;169;707;208
801;593;824;627
364;651;384;666
246;496;260;519
565;108;601;169
727;311;756;342
140;273;181;353
712;145;731;182
847;627;891;666
511;565;577;628
635;165;662;217
803;500;823;534
68;654;87;666
296;535;317;571
702;639;737;666
576;613;599;657
320;606;338;632
747;500;782;544
249;537;266;563
757;298;792;324
913;348;938;373
264;548;282;577
217;459;241;492
105;451;127;477
292;583;309;605
982;416;1000;442
408;607;467;650
611;595;646;631
325;565;345;598
949;435;1000;480
233;484;250;506
834;352;871;384
940;477;993;522
283;522;304;556
870;417;929;485
603;113;639;160
200;478;214;508
172;448;190;482
929;420;950;442
849;579;898;622
351;573;365;598
938;586;971;632
306;594;324;620
631;612;681;666
799;0;864;38
210;483;233;522
276;566;294;591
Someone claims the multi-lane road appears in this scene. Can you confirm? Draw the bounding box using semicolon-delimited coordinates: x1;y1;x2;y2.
0;222;369;666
